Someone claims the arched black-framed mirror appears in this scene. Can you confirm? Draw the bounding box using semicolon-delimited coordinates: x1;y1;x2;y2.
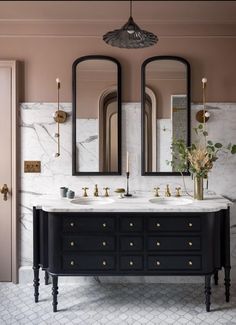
72;55;121;175
141;56;191;176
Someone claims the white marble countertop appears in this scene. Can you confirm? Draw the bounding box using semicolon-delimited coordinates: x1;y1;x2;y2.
33;193;232;213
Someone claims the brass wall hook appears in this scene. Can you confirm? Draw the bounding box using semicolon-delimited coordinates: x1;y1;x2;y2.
1;184;9;201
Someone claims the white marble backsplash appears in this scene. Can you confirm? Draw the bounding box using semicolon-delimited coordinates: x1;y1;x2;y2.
19;102;236;282
77;119;99;172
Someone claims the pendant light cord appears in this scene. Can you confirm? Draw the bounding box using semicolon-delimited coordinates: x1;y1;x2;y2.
130;0;132;17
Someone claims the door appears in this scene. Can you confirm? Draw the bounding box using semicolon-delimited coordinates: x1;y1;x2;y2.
0;61;17;282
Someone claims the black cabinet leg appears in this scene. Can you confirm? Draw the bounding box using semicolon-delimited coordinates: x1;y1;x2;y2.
224;266;231;302
33;267;40;303
33;207;40;303
205;275;211;312
214;271;219;285
52;276;58;312
45;270;49;285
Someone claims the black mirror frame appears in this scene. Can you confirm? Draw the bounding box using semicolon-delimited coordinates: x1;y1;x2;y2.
141;55;191;176
72;55;122;176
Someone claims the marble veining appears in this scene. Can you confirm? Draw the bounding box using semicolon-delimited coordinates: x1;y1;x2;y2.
76;119;99;172
19;102;236;282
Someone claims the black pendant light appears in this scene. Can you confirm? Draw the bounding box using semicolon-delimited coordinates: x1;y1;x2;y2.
103;0;158;49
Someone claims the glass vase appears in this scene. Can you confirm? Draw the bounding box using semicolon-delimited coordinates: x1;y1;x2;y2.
194;176;204;200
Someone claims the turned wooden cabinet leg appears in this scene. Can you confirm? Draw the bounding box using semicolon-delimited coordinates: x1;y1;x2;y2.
224;266;231;302
205;275;211;312
52;276;58;312
45;270;49;285
214;271;219;285
33;267;40;303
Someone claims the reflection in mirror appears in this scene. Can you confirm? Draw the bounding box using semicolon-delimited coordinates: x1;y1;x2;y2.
142;56;190;175
72;56;121;175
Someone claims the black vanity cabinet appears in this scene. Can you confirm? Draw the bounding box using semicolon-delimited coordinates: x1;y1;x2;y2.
33;208;231;312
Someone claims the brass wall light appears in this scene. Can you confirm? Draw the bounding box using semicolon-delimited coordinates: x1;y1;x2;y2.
196;77;211;123
53;78;67;157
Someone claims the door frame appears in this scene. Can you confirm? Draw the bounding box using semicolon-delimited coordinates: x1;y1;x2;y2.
0;61;18;283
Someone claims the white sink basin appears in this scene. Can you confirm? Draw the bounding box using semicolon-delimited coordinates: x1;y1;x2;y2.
70;197;115;206
149;197;193;206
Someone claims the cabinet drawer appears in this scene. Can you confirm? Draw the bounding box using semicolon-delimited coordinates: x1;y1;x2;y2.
63;255;115;271
63;236;115;251
148;217;201;232
148;255;201;270
63;217;115;233
147;237;201;251
120;256;143;270
120;236;143;251
120;217;143;232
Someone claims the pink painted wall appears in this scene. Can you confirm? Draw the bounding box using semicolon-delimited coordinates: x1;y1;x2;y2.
0;1;236;103
147;79;186;119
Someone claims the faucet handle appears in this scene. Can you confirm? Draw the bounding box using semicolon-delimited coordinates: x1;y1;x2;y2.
175;187;181;197
103;187;110;197
82;187;89;197
154;187;160;197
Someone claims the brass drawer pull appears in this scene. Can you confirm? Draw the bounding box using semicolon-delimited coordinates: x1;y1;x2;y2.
129;242;134;247
129;261;134;266
102;223;107;228
156;223;161;228
102;241;107;246
188;261;193;266
129;222;134;227
156;261;161;266
156;241;160;246
188;241;193;246
70;260;75;266
102;260;107;266
70;222;74;227
188;222;193;228
70;241;75;247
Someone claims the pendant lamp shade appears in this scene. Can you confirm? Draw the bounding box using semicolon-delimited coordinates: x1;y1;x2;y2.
103;1;158;49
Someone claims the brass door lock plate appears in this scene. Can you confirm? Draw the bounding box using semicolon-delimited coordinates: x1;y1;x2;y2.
24;161;41;173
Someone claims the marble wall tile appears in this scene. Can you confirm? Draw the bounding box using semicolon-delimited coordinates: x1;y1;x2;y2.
76;119;99;172
156;119;172;171
19;102;236;282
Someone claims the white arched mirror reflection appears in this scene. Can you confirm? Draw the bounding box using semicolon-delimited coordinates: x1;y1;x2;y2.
72;56;121;175
141;56;191;175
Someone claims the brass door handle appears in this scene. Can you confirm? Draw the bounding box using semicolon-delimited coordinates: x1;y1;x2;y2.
1;184;9;201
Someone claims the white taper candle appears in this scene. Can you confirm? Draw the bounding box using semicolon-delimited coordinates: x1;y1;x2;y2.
126;151;129;173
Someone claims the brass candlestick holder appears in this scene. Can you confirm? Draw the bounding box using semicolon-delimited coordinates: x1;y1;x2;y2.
124;172;132;197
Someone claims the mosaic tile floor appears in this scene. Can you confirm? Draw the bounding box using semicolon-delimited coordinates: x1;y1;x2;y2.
0;282;236;324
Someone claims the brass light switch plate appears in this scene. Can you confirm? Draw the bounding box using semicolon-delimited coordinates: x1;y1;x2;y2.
24;161;41;173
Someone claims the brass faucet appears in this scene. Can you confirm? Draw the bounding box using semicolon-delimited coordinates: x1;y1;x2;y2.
103;187;110;197
94;184;99;197
165;184;171;197
82;187;89;197
154;187;160;197
175;187;181;197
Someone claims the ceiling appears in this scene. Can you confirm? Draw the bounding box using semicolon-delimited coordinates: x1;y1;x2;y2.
0;1;236;23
